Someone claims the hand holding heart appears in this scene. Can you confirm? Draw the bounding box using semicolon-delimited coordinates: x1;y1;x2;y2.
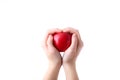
42;27;83;65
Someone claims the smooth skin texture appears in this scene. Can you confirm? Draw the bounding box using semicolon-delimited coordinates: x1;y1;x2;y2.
42;27;83;80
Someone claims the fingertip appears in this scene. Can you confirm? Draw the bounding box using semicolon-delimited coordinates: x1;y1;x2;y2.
72;34;77;40
49;35;53;41
49;34;52;38
47;35;54;46
72;34;76;37
63;28;69;32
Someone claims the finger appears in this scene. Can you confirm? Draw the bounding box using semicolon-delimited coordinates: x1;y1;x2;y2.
44;28;62;46
76;30;83;50
47;35;53;46
63;27;82;40
77;40;84;53
47;35;56;49
63;27;77;33
68;34;77;51
63;27;82;50
47;28;62;34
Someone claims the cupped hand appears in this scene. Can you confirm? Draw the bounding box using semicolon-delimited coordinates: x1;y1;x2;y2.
42;28;62;65
62;27;83;64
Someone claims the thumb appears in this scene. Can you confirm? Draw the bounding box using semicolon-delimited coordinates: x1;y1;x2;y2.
47;35;55;48
68;34;77;50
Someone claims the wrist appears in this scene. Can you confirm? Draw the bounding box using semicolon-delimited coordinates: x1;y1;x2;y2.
63;62;79;80
49;61;62;69
63;60;76;65
43;61;61;80
63;62;76;68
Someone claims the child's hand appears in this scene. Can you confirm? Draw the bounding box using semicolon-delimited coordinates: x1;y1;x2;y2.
63;27;83;65
42;28;62;66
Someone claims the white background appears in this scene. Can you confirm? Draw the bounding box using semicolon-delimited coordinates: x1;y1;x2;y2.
0;0;120;80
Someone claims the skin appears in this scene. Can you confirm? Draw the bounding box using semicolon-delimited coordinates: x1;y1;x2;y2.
42;27;83;80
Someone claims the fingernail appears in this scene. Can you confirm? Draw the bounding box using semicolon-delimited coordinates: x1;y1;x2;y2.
49;35;53;39
73;34;76;37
